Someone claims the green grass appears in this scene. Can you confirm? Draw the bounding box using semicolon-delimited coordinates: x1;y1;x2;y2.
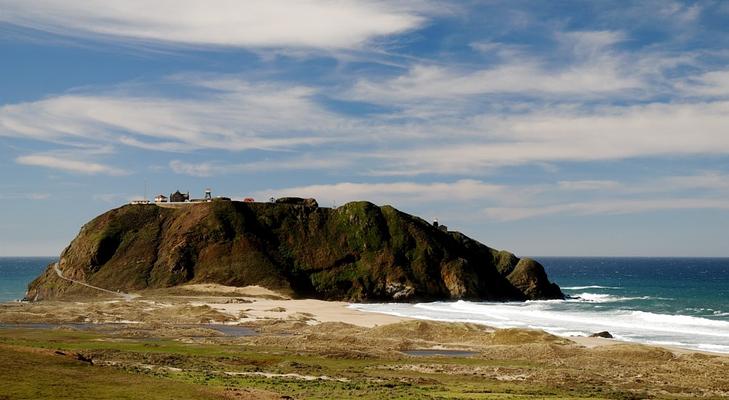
0;345;227;400
0;327;620;400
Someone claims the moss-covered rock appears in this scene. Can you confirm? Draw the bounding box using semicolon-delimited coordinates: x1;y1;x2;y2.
26;201;563;302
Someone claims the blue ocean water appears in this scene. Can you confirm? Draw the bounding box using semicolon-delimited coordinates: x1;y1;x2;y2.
0;257;55;302
542;257;729;320
352;257;729;354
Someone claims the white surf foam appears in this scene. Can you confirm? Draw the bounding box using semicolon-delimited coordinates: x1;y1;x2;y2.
565;292;662;303
562;285;621;290
350;300;729;354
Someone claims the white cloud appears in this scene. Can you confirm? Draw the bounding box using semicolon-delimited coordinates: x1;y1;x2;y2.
349;30;640;103
367;101;729;175
478;171;729;221
349;62;640;103
557;30;625;57
660;171;729;191
657;1;702;23
16;154;128;175
250;172;729;223
484;198;729;221
0;0;426;49
557;180;620;191
4;77;729;178
253;179;516;206
168;161;219;178
169;156;350;177
678;70;729;97
0;79;354;152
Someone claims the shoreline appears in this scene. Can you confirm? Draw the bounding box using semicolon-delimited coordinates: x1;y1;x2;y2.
1;283;728;358
7;284;729;357
185;285;729;357
347;299;729;357
349;306;729;357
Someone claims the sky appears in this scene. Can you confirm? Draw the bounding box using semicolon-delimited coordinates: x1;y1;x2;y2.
1;0;728;257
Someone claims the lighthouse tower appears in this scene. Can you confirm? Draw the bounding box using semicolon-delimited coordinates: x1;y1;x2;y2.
204;188;212;201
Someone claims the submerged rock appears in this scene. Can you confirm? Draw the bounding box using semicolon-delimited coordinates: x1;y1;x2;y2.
26;200;563;302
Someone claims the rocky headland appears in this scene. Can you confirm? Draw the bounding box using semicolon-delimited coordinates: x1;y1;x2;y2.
26;199;562;302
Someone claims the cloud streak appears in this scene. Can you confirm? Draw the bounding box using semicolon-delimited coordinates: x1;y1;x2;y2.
484;198;729;221
349;30;643;103
0;0;426;49
169;156;349;177
253;179;517;207
366;101;729;175
16;153;128;175
258;172;729;223
0;79;355;153
0;193;50;201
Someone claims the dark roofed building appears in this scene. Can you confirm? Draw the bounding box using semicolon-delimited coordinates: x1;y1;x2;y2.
170;190;189;203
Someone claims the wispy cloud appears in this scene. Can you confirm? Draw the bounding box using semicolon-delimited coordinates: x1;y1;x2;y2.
557;180;620;191
677;70;729;97
0;193;50;201
483;171;729;221
5;80;729;177
169;156;350;177
0;78;354;152
660;171;729;191
484;198;729;221
16;153;128;175
253;179;531;208
0;0;427;49
257;171;729;223
365;101;729;175
348;30;642;103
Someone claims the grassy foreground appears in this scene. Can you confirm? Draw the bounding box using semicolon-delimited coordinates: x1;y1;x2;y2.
1;323;727;400
0;342;230;400
0;327;595;400
1;289;728;399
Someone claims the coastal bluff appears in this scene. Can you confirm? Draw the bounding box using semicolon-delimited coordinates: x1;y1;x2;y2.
26;200;563;302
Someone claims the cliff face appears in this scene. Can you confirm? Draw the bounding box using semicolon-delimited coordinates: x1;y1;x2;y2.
26;200;563;302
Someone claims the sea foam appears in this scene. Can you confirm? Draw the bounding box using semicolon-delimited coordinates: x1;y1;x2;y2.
561;285;621;290
350;299;729;354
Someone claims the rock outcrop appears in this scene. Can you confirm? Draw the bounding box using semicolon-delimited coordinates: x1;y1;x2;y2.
26;200;563;302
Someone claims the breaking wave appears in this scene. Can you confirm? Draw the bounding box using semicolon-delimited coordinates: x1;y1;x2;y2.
350;300;729;354
566;292;663;303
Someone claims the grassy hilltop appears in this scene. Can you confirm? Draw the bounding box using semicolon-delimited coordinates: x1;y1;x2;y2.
26;200;562;302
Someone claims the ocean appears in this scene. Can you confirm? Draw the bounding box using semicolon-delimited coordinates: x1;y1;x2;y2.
2;257;728;353
0;257;54;302
351;257;729;354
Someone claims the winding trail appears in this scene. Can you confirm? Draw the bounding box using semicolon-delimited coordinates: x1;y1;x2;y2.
53;263;138;301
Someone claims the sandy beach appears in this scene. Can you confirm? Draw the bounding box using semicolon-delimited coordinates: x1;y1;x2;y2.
182;284;409;328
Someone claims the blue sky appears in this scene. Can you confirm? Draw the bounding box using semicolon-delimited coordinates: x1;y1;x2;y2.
1;0;729;256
